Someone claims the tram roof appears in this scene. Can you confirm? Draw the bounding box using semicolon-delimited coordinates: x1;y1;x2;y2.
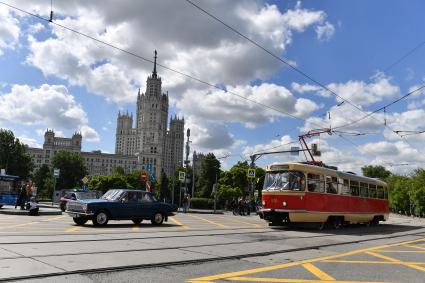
266;162;387;186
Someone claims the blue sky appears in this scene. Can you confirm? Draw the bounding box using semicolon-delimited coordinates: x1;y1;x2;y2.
1;0;425;173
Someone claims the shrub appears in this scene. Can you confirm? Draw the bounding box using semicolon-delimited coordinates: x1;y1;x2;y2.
190;197;216;209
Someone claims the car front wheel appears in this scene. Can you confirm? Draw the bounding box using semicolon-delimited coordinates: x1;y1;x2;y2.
151;212;164;225
73;217;87;225
93;211;109;226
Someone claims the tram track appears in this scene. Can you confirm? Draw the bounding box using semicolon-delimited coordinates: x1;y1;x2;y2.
1;228;425;282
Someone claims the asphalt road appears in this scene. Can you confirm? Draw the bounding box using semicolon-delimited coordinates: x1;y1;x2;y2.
0;211;424;282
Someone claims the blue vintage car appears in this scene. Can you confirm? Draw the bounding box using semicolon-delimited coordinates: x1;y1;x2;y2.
66;189;176;226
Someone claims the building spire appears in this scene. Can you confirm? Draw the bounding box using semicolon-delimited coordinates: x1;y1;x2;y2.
152;50;157;78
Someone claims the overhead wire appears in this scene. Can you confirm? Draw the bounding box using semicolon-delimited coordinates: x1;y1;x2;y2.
184;0;423;152
0;1;319;126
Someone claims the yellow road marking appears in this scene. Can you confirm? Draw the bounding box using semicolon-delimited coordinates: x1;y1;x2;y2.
0;221;39;229
169;217;189;229
302;263;335;281
187;214;230;228
189;237;425;282
323;260;425;265
44;215;66;221
375;249;425;253
65;226;84;232
366;250;425;273
404;244;425;251
226;277;389;283
223;217;262;228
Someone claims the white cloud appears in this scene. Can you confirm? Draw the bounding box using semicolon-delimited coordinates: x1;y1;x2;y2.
178;83;319;128
12;0;334;106
18;136;41;148
0;84;99;142
0;8;20;55
315;21;335;41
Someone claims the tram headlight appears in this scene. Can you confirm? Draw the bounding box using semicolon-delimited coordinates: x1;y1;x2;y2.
282;201;287;207
262;200;266;206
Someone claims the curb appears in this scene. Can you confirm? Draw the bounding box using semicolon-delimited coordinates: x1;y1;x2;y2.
0;209;62;216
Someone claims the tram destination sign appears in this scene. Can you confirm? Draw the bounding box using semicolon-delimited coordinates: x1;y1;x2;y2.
270;165;289;171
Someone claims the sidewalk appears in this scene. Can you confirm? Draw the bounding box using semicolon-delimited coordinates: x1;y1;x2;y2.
0;205;62;216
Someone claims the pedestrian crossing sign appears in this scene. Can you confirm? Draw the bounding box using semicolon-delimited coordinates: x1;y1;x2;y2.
247;168;256;178
179;171;185;182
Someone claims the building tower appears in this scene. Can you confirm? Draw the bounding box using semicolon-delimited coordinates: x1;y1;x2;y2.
164;115;184;177
115;111;135;155
136;50;169;178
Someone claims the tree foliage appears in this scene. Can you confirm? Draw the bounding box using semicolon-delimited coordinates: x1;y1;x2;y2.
0;129;33;179
361;165;391;180
197;153;221;198
52;150;87;190
33;164;54;198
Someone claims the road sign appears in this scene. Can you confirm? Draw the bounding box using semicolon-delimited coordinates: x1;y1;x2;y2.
82;185;87;192
82;177;89;184
53;169;60;178
146;164;153;173
291;146;300;156
178;171;185;182
247;168;256;179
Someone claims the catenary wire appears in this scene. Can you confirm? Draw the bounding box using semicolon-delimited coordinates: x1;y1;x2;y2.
184;0;423;151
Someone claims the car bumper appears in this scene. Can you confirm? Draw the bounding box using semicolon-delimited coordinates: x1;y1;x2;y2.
66;211;94;217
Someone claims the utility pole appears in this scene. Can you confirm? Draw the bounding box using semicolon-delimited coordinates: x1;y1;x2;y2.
184;128;191;196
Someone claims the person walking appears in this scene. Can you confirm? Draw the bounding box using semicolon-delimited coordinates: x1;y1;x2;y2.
15;184;26;209
182;193;189;213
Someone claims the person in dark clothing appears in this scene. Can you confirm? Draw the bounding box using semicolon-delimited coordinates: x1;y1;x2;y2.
15;185;26;209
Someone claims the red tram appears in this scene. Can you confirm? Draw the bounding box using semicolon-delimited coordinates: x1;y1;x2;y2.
259;162;389;228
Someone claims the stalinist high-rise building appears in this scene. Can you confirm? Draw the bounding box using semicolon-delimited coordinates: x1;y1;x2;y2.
115;51;184;178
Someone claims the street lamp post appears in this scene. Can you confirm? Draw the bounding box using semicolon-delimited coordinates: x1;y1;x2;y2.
214;172;218;214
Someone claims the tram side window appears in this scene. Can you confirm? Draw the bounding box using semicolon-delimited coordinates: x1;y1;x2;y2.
307;174;325;193
350;180;360;196
338;179;350;195
384;187;388;199
326;176;338;194
369;184;377;198
377;186;384;199
360;182;368;197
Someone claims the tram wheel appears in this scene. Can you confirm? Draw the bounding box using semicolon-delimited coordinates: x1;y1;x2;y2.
332;217;343;229
318;222;327;230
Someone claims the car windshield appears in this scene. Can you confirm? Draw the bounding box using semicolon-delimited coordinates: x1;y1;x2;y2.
101;190;123;200
263;171;305;191
76;192;98;200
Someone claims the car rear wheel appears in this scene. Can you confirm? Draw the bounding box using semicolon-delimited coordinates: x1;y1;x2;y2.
151;212;164;225
93;211;109;226
132;219;142;225
73;217;87;225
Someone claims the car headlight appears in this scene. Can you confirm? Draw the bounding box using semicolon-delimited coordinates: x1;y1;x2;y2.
262;200;266;206
82;204;88;211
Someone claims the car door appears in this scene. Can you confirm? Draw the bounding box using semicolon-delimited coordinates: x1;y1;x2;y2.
140;192;155;218
120;191;143;219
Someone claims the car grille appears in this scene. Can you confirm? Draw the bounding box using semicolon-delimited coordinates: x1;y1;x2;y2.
66;202;85;212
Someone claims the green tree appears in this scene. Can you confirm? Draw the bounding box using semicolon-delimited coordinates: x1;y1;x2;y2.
52;150;87;190
33;164;54;198
387;175;411;214
411;169;425;216
197;153;221;198
114;165;125;175
361;165;391;180
0;129;33;179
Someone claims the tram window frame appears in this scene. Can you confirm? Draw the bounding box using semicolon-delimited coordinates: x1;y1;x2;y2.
369;184;377;198
307;174;325;193
377;186;384;199
350;180;360;196
325;176;338;194
338;178;350;195
360;182;368;197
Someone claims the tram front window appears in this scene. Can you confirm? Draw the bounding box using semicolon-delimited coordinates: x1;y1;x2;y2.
263;171;305;191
